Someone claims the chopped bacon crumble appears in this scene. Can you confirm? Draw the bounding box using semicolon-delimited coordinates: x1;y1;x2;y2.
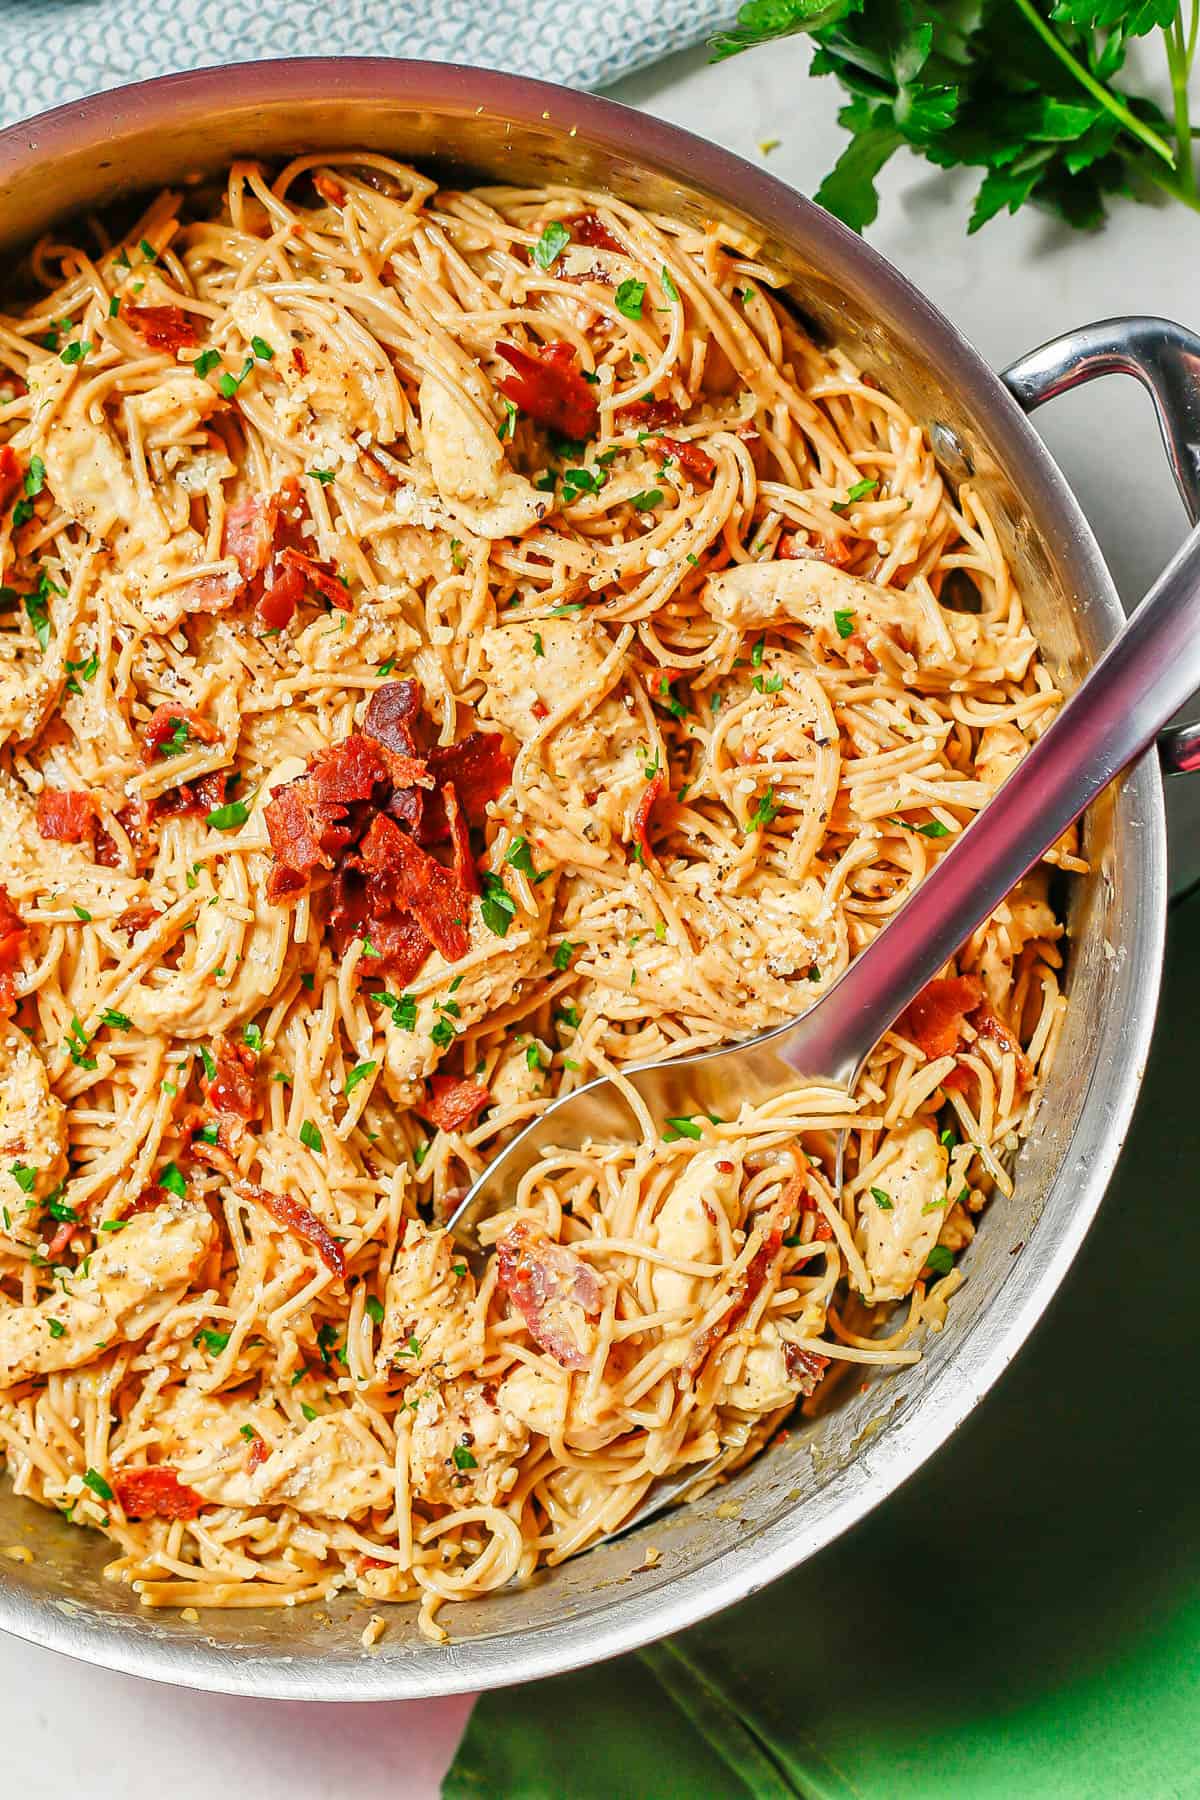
496;341;598;441
126;305;202;354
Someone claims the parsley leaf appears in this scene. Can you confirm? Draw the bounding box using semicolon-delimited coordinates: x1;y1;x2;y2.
532;221;571;270
870;1186;894;1210
83;1468;113;1502
662;1116;703;1141
299;1119;323;1154
344;1059;377;1095
833;609;855;640
615;278;647;319
479;871;516;938
709;0;1190;237
505;836;536;876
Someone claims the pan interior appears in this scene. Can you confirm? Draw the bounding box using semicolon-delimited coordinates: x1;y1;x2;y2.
0;68;1162;1697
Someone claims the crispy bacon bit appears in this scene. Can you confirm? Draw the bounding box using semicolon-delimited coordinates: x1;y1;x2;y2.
112;1465;203;1521
115;903;160;941
46;1222;78;1261
686;1195;792;1377
36;788;95;843
204;1034;260;1120
363;680;424;760
246;1435;270;1472
126;1184;169;1217
570;212;624;251
314;173;347;208
257;561;306;630
126;305;201;354
240;1180;346;1281
264;734;389;903
972;1001;1033;1090
329;869;434;981
149;770;228;822
496;341;598;441
291;346;308;376
443;783;478;896
0;884;26;1017
0;444;21;513
423;733;513;835
632;769;666;871
783;1342;829;1395
495;1220;603;1371
531;700;549;721
778;530;854;568
655;434;716;485
279;546;352;612
902;975;985;1062
421;1075;490;1133
355;815;471;963
224;495;276;584
615;397;682;432
141;704;219;764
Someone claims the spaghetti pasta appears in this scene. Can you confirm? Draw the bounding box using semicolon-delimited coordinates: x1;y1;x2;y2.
0;154;1078;1640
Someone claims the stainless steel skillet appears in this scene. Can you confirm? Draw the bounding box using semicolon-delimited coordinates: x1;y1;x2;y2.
0;59;1196;1702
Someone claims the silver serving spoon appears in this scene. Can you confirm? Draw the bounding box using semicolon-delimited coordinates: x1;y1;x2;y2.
449;522;1200;1534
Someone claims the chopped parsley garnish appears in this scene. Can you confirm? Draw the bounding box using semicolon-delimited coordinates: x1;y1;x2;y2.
532;220;571;271
750;637;766;667
65;1016;96;1070
371;990;418;1031
300;1403;319;1422
525;1042;546;1073
749;786;781;831
99;1219;127;1233
199;1044;217;1080
497;399;518;442
548;603;584;617
300;973;315;991
365;1295;385;1326
9;1163;36;1193
505;836;536;877
239;1424;258;1441
197;1122;220;1146
308;467;335;484
159;714;191;757
629;488;663;512
48;1318;66;1339
108;296;120;318
752;672;784;695
479;871;516;939
193;1327;230;1355
532;632;544;657
413;1138;430;1168
556;1003;581;1030
60;340;92;366
615;278;646;320
250;335;274;362
299;1119;323;1154
430;1017;456;1050
891;816;952;839
242;1022;263;1053
870;1187;894;1210
139;238;158;262
552;941;577;972
832;478;879;515
561;466;604;504
65;652;98;695
218;356;255;399
24;588;51;652
345;1059;377;1095
661;264;679;303
925;1245;954;1276
452;1444;478;1471
206;796;252;830
663;1116;704;1141
193;349;221;378
533;470;557;493
24;456;45;499
395;1333;422;1360
160;1162;187;1199
83;1468;113;1501
72;904;92;923
833;609;856;640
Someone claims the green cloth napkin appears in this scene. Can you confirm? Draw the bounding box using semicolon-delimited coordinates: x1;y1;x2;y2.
446;893;1200;1798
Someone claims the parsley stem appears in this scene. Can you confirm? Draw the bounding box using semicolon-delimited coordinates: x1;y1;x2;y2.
1009;0;1176;169
1163;12;1197;199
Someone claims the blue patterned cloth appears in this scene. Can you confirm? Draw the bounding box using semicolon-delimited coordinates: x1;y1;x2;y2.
0;0;730;127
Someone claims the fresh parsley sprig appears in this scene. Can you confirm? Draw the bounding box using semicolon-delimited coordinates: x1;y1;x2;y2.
711;0;1199;234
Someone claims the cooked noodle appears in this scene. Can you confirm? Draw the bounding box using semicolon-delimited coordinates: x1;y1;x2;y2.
0;155;1081;1640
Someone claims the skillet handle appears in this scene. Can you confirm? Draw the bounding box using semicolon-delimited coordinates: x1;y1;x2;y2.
1001;316;1200;777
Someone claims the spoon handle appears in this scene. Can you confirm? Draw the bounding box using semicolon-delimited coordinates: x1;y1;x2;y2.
776;523;1200;1086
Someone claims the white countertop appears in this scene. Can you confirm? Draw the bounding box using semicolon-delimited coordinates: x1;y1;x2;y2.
4;39;1198;1800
